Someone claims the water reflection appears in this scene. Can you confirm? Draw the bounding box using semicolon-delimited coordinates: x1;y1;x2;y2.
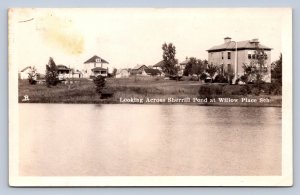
19;104;281;176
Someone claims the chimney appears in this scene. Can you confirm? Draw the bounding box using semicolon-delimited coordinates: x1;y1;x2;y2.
250;38;260;47
224;37;232;43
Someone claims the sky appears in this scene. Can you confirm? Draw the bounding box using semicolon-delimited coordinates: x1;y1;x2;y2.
10;8;286;73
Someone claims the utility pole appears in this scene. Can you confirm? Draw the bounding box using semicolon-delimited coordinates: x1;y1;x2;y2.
232;40;238;84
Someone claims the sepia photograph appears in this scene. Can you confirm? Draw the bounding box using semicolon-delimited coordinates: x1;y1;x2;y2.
8;8;293;186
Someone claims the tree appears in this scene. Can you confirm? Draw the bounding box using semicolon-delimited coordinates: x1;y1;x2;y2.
93;75;106;97
206;63;219;83
183;58;206;79
242;46;269;85
253;47;268;84
161;43;178;76
112;68;118;77
242;63;260;84
272;53;282;83
193;59;207;77
183;59;193;76
28;66;37;85
45;57;59;87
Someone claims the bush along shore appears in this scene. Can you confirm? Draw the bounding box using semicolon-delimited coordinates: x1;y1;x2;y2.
18;77;282;107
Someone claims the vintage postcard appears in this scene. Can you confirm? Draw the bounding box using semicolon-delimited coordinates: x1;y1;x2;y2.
9;8;293;186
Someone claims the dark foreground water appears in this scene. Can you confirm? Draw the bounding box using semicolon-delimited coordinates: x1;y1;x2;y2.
19;104;281;176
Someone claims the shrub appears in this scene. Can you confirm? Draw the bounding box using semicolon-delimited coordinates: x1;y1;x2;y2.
190;75;199;81
93;75;106;97
258;83;282;95
213;74;227;83
222;85;250;95
271;83;282;95
251;88;260;96
232;86;248;95
206;64;219;81
198;84;223;97
200;73;207;81
28;78;37;85
198;85;212;97
240;75;248;83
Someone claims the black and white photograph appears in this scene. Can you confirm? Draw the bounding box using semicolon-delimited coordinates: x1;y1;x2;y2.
8;8;293;186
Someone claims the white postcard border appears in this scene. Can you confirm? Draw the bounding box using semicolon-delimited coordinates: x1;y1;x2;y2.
8;8;293;186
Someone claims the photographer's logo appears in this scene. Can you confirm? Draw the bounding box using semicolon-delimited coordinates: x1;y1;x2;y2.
22;95;30;102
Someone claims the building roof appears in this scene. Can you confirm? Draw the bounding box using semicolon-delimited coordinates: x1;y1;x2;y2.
179;59;190;65
144;68;161;75
20;66;31;72
71;69;83;74
91;67;107;71
132;64;148;70
57;65;70;70
153;60;164;67
84;55;109;64
207;40;272;52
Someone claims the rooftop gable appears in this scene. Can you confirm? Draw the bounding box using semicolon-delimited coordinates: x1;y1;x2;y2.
57;65;70;70
153;60;164;67
179;59;190;65
132;64;148;70
84;55;109;64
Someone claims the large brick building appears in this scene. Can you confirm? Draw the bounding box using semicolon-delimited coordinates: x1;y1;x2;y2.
207;37;272;82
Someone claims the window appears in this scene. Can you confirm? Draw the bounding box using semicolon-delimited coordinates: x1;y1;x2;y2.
96;58;100;62
221;52;224;59
252;54;256;59
227;52;231;59
248;54;251;59
264;54;268;60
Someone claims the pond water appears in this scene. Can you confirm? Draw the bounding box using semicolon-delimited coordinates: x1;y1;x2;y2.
19;104;281;176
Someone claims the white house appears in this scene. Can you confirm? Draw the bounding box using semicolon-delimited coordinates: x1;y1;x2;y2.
130;65;149;76
115;69;130;78
19;66;32;80
83;55;109;78
57;65;71;80
70;69;83;79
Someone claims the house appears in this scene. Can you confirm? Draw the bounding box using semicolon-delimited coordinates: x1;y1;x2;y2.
83;55;109;78
153;60;164;71
130;65;149;76
70;69;83;79
153;60;181;76
57;65;71;80
179;57;189;67
178;57;191;76
207;37;272;83
115;69;130;78
144;68;162;76
19;66;32;80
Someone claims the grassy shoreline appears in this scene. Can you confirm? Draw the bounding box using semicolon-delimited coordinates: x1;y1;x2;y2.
18;77;282;107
